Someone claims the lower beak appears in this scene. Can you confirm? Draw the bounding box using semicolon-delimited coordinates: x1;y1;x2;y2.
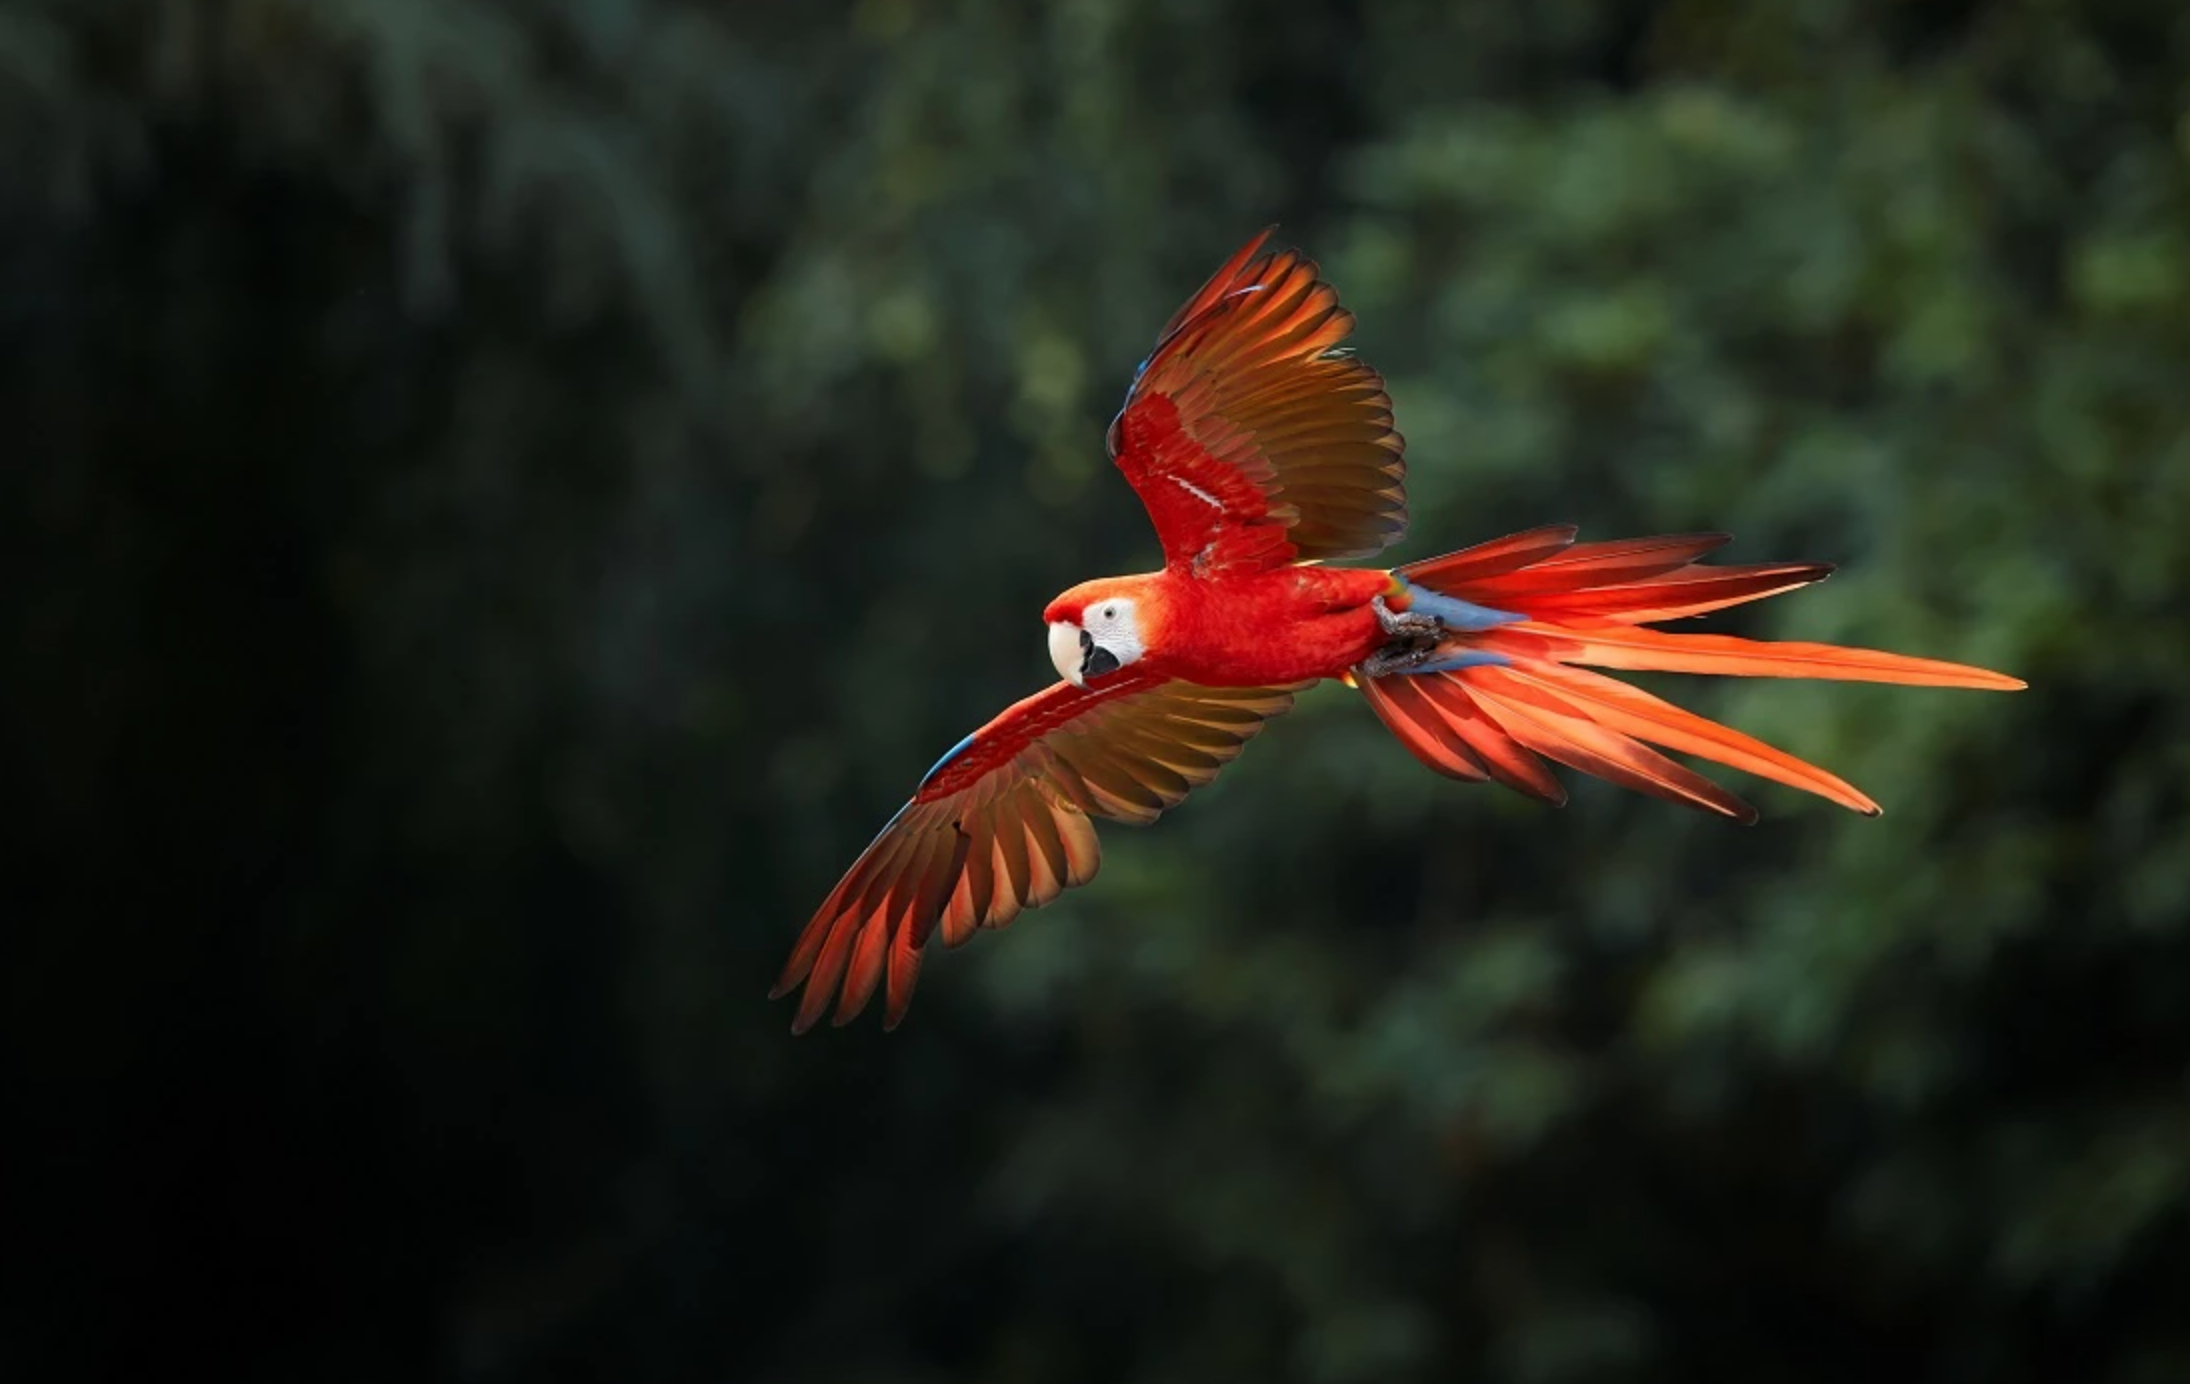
1079;630;1121;681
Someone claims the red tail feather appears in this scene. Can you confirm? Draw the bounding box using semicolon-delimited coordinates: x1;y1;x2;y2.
1490;622;2027;690
1466;668;1758;821
1519;562;1834;623
1398;524;1578;587
1364;528;2024;816
1463;533;1732;599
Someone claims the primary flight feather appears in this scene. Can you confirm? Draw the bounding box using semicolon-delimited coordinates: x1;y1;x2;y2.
771;230;2024;1033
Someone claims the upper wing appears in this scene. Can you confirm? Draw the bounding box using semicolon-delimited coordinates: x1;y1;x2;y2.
771;673;1308;1033
1108;230;1408;577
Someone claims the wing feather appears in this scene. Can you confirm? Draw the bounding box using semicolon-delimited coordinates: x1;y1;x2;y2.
942;823;994;946
991;797;1034;919
1109;232;1407;574
1013;797;1061;905
773;674;1307;1031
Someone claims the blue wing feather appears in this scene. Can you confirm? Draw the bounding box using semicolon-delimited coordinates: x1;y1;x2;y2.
918;731;980;790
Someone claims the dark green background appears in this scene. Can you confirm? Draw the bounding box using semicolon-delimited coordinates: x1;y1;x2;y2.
5;2;2185;1381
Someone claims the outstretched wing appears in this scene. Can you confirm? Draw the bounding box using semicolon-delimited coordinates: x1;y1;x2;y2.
772;673;1307;1033
1108;229;1408;577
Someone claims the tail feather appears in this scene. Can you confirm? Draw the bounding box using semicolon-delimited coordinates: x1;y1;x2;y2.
1492;621;2027;690
1356;675;1490;781
1508;662;1880;815
1362;527;2025;817
1466;533;1732;598
1398;524;1578;587
1442;692;1568;803
1519;562;1833;623
1359;671;1564;801
1466;670;1759;821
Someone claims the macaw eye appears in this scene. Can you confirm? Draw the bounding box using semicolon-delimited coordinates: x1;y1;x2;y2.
1102;606;1115;619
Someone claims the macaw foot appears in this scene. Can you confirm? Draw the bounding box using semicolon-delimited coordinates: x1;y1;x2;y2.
1372;594;1441;641
1361;594;1517;679
1362;595;1444;678
1359;640;1437;678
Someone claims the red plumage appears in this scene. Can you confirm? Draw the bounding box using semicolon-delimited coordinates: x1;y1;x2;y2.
772;231;2025;1032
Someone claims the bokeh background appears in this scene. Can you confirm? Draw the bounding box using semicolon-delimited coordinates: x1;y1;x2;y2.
5;2;2187;1381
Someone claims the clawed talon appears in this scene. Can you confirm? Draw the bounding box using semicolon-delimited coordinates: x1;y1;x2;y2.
1362;595;1447;679
1359;643;1436;678
1372;594;1440;640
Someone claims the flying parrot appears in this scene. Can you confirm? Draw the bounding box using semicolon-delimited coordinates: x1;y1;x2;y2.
771;230;2024;1034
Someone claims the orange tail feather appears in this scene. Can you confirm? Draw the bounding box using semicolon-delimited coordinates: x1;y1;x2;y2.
1466;668;1759;821
1485;622;2027;690
1519;563;1836;623
1365;528;2025;816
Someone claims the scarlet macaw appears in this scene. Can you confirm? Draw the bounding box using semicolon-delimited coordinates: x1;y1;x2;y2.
772;230;2023;1033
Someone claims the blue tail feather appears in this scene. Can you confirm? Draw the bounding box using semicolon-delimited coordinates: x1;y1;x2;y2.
1399;579;1524;632
1409;649;1511;674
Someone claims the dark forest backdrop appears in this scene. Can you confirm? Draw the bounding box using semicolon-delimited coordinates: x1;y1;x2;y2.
4;2;2187;1382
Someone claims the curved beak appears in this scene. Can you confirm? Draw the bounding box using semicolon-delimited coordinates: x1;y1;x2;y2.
1048;620;1122;688
1048;621;1086;688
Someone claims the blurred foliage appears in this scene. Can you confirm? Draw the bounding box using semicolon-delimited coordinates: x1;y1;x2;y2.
3;1;2187;1382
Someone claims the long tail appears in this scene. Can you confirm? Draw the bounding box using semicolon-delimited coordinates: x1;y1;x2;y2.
1353;526;2024;822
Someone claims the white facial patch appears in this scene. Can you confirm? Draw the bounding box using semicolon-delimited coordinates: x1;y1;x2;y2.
1047;599;1144;688
1083;599;1143;663
1087;599;1140;647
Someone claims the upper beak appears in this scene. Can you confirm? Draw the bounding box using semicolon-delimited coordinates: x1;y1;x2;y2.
1048;621;1086;687
1048;620;1121;688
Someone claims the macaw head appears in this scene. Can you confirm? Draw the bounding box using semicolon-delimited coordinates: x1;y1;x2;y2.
1044;578;1157;688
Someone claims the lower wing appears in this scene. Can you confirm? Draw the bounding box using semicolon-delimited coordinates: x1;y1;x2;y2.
772;674;1309;1032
